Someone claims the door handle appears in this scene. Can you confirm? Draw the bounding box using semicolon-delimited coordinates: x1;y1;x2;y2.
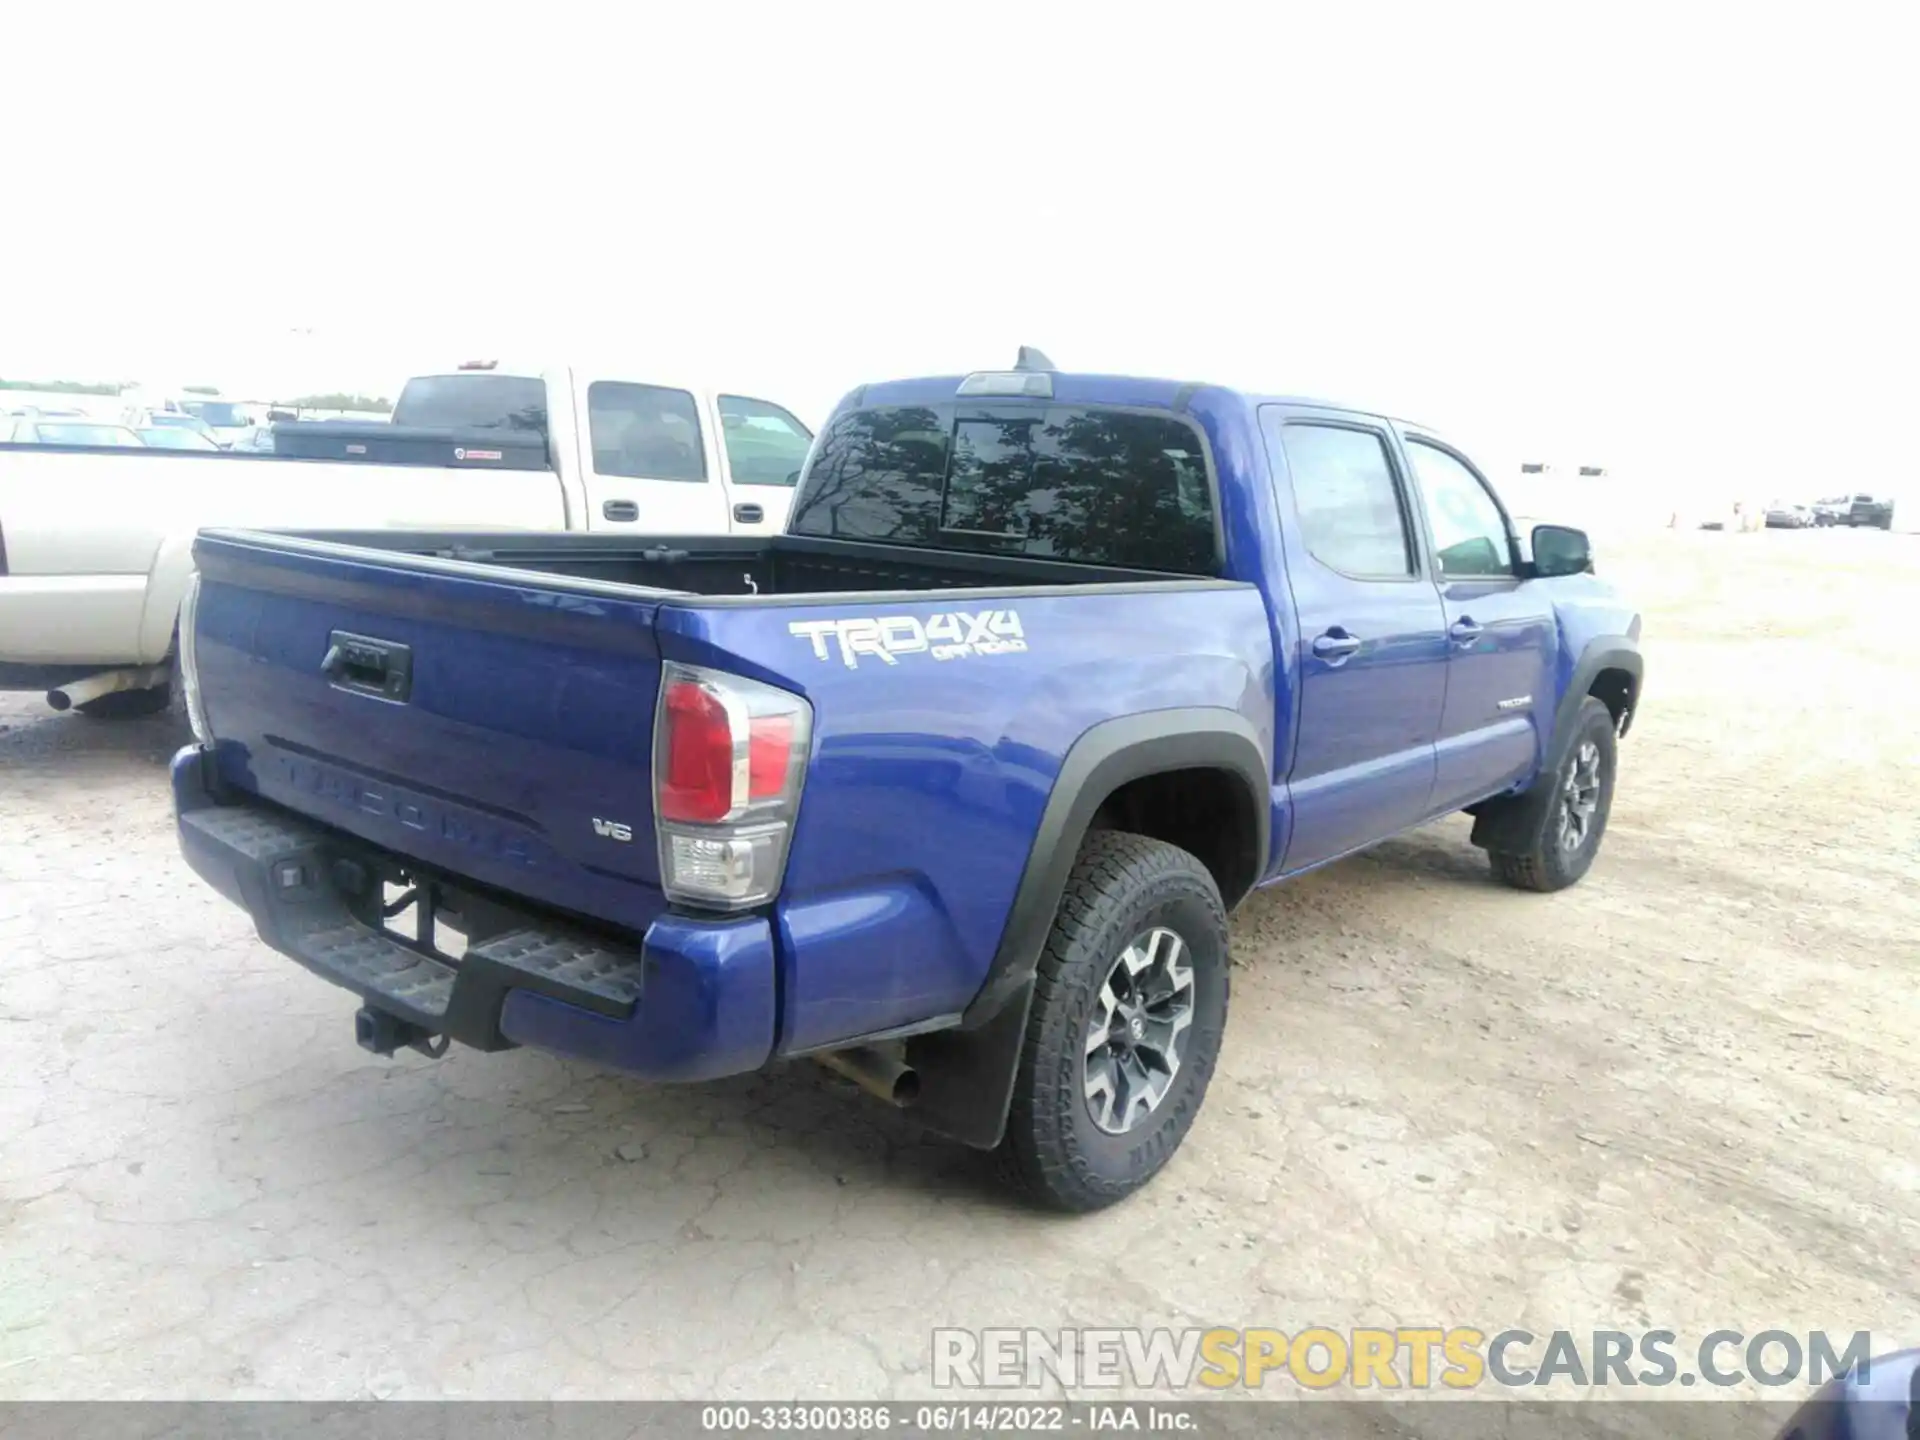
732;503;764;524
601;500;639;522
1311;630;1362;660
1449;617;1484;645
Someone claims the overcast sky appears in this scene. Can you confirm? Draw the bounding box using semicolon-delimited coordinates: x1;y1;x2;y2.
3;4;1911;494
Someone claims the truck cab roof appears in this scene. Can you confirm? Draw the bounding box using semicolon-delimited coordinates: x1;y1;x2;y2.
840;370;1405;428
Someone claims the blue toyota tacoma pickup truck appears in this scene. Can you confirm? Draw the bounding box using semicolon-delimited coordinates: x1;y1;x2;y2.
171;354;1642;1211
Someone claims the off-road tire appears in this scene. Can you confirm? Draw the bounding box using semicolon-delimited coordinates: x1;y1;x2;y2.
1489;696;1618;892
996;831;1230;1212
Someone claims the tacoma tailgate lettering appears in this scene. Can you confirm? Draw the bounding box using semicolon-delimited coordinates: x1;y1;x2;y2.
279;755;551;870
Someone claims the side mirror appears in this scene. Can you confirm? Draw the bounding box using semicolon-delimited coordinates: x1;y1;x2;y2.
1530;524;1593;578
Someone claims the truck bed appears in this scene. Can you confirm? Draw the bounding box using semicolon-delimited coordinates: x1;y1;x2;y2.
185;526;1271;1059
272;527;1210;598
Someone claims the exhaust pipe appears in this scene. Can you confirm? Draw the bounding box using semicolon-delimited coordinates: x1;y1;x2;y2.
815;1045;920;1107
46;664;170;712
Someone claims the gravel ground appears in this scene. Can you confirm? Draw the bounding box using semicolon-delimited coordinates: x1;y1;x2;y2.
3;528;1917;1403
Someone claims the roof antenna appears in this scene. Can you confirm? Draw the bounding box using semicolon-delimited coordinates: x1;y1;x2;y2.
1013;346;1056;373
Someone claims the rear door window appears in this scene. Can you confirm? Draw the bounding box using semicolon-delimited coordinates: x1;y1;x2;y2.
1270;420;1417;579
587;382;707;482
789;404;1217;574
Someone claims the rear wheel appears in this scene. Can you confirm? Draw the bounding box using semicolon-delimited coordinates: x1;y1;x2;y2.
996;831;1230;1212
1488;696;1618;892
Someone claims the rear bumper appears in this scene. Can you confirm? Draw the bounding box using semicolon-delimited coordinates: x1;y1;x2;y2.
171;745;778;1082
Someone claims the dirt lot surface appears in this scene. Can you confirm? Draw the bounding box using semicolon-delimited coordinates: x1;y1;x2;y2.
3;529;1917;1405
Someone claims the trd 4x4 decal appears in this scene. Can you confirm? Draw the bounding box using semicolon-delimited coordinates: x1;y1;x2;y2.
788;610;1027;668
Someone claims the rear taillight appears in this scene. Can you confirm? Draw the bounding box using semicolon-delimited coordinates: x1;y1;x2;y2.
653;662;811;910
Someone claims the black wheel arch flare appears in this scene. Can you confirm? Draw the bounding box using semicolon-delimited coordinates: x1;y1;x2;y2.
907;708;1270;1150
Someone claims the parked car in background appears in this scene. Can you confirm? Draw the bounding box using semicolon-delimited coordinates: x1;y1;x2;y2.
117;388;200;421
1846;493;1895;529
181;399;266;449
3;418;144;447
137;425;221;451
124;409;218;444
1765;502;1814;528
169;354;1644;1211
0;360;814;718
1812;496;1852;526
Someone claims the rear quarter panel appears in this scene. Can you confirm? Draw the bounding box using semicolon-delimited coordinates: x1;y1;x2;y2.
662;584;1275;1054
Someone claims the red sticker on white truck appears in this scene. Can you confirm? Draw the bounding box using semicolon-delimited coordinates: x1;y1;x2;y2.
453;447;503;461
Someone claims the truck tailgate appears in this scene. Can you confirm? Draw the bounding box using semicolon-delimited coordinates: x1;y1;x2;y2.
191;531;674;933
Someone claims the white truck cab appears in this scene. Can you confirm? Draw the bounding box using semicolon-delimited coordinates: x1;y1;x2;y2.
391;362;813;536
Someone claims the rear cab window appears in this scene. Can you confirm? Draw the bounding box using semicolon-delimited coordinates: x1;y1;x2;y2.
390;374;549;434
789;403;1218;574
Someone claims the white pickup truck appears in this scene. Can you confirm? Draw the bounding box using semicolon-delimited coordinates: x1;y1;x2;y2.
0;362;815;717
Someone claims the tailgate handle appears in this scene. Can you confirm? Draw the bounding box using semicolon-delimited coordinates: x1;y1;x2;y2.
602;499;639;522
322;630;413;703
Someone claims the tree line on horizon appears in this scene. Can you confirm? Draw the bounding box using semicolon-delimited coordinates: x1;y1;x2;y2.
1;379;392;412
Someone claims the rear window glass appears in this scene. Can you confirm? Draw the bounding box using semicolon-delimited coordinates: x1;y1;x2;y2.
789;404;1216;573
391;375;548;434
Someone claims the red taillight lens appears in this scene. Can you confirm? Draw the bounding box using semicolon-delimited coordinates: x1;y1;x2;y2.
748;715;794;799
652;661;812;911
658;679;735;823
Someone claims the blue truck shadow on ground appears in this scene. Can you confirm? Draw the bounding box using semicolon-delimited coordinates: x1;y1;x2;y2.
248;1041;1034;1230
0;702;186;770
1347;824;1507;887
1;690;1491;1221
258;834;1477;1226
